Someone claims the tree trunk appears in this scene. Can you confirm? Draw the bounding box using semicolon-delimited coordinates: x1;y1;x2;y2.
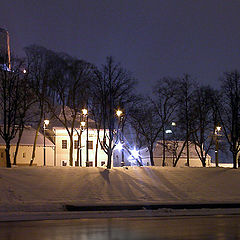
186;140;190;167
13;128;24;165
162;128;166;167
5;142;11;168
201;157;206;167
95;141;98;167
233;152;238;169
69;137;74;166
30;117;42;166
107;149;112;169
149;147;154;166
76;137;80;167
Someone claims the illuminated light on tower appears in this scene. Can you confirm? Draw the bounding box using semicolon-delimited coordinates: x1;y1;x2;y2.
0;28;11;70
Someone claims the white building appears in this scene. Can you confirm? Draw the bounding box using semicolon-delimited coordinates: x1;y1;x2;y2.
0;126;54;167
153;140;211;167
52;123;109;167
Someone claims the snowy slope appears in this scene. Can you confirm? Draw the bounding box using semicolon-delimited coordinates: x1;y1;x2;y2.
0;166;239;213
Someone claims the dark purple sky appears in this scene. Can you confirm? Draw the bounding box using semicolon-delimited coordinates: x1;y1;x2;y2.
1;0;240;93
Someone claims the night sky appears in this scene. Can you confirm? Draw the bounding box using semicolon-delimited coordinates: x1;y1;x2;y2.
1;0;240;94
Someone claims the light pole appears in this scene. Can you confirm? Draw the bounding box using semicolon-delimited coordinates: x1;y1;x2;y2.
82;108;88;167
215;126;221;167
116;109;124;166
43;119;49;166
79;121;85;167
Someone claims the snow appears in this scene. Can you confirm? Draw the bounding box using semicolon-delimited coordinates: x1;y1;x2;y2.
0;166;239;221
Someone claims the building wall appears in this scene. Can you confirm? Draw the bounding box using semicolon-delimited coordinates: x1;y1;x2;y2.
0;145;54;167
54;127;109;167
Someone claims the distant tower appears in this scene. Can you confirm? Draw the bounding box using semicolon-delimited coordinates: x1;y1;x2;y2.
0;28;11;70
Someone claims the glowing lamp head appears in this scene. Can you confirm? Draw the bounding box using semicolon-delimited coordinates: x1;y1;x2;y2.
82;108;88;115
23;69;27;74
131;149;139;159
171;122;176;126
216;126;221;132
44;119;49;126
165;129;172;134
80;121;86;127
116;109;123;117
116;142;123;151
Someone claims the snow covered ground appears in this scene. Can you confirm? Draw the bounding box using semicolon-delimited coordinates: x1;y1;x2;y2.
0;166;239;221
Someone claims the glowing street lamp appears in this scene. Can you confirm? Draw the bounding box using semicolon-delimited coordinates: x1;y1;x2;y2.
116;109;123;117
43;119;49;166
80;121;86;128
82;108;88;116
131;148;139;159
116;142;123;151
215;125;221;167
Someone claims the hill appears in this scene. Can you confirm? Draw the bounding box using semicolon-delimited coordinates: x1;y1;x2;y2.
0;166;240;214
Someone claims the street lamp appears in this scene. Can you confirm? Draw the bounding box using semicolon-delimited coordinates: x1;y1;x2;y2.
43;119;49;166
82;108;88;167
116;109;125;166
215;126;221;167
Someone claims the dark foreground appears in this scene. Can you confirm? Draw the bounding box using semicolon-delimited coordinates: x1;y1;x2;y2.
0;215;240;240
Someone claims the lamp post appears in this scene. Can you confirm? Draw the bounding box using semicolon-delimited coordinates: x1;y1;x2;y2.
116;109;124;166
82;108;88;167
43;119;49;166
215;126;221;167
79;121;86;167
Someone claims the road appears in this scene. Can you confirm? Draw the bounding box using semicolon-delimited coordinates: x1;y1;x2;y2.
0;215;240;239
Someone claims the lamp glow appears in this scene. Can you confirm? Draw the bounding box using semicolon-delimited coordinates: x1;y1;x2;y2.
116;142;123;151
44;119;49;126
116;109;123;117
82;108;88;115
131;149;139;159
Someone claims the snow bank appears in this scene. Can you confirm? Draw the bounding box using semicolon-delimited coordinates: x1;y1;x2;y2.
0;166;240;214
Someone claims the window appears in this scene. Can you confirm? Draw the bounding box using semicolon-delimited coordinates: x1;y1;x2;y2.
62;160;67;166
1;152;3;158
88;141;93;149
62;140;67;149
23;153;26;158
88;161;93;167
74;140;79;149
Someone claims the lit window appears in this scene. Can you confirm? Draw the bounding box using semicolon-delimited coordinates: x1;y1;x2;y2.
88;141;93;149
62;140;67;149
74;140;78;149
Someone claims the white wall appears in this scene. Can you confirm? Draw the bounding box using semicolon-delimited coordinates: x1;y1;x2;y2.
54;127;108;167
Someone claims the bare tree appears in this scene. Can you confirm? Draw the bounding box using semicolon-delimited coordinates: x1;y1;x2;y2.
190;86;216;167
0;59;34;167
47;55;93;166
174;75;196;167
129;96;161;166
218;70;240;168
24;45;54;166
152;77;179;166
91;56;136;169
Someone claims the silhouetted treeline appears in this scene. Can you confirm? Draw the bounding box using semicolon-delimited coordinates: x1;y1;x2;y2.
0;45;239;168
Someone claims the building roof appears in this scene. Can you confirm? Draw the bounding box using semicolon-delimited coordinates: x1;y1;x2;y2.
0;126;54;147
